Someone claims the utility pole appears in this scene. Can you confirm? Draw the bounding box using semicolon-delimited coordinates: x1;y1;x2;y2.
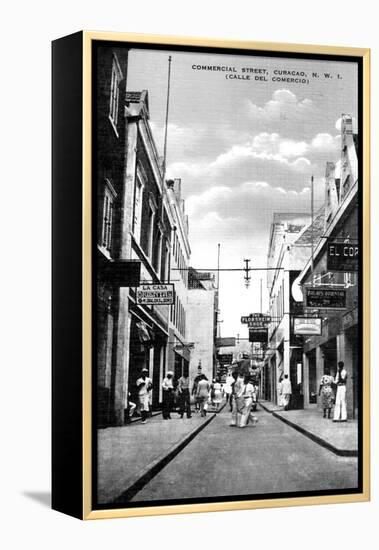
244;258;251;288
311;174;314;284
160;55;172;222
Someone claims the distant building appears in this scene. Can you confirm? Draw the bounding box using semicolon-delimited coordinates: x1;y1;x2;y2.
264;213;314;407
187;269;217;382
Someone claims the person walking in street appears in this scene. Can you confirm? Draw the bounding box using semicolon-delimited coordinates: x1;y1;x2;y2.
192;372;203;413
178;371;192;419
196;374;210;417
318;370;335;419
333;361;348;422
136;368;152;424
230;371;244;426
238;375;259;428
162;371;174;419
212;379;223;411
281;374;292;411
224;372;234;411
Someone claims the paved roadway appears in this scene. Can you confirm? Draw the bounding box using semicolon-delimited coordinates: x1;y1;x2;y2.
131;406;358;502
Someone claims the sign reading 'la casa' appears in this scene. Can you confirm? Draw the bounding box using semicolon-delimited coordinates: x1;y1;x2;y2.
327;242;359;271
136;283;175;305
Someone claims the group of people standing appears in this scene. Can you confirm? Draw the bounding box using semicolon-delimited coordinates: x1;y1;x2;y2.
227;371;259;429
319;361;348;422
277;361;349;422
128;369;227;424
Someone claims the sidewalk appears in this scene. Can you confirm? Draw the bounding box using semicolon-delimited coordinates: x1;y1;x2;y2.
98;410;217;504
259;400;358;456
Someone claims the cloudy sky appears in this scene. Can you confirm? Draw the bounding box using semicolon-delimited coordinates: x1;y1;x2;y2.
127;48;358;337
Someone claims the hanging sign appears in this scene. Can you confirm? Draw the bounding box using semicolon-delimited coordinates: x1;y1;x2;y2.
327;242;359;271
136;283;175;305
294;317;322;335
241;313;271;325
305;287;346;309
248;328;268;343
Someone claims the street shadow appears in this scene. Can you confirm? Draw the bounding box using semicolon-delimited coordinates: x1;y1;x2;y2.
22;491;51;508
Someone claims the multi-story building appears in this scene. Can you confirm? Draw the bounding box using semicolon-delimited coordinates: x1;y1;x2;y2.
187;269;218;382
96;46;130;427
124;90;175;415
96;81;176;426
264;213;315;406
298;115;359;418
166;178;192;382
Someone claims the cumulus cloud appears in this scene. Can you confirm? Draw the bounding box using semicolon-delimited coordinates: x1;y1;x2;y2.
247;89;316;129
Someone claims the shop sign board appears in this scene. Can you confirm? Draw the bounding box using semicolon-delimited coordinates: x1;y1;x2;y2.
327;242;359;271
305;287;346;309
294;317;322;335
136;283;175;305
248;328;268;343
241;313;271;325
216;337;236;347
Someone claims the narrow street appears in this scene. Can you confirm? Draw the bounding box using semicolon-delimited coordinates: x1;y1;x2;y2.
130;406;358;502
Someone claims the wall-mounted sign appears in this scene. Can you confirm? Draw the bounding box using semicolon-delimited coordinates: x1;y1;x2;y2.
136;283;174;305
216;337;236;348
305;287;346;309
294;317;322;335
248;328;268;343
327;242;359;271
241;313;271;325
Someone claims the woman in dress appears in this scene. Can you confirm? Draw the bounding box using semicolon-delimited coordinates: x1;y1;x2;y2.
196;374;210;417
318;371;335;419
212;379;223;411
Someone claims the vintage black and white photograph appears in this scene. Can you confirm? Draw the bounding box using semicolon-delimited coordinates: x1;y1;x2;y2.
94;42;362;509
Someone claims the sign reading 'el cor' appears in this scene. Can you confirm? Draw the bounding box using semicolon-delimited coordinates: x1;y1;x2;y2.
305;288;346;309
327;242;359;272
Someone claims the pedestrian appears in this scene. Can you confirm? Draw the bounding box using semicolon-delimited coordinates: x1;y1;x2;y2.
136;368;152;424
230;371;244;427
162;371;174;419
192;372;203;412
224;372;234;411
333;361;348;422
281;374;292;411
178;370;192;418
124;391;137;424
318;370;335;419
212;378;223;411
277;375;283;407
196;374;210;417
238;375;259;428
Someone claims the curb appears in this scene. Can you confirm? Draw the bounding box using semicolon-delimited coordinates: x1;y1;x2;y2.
259;403;358;457
112;412;217;503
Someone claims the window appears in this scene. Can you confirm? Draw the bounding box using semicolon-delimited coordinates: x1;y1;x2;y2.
132;176;144;243
109;55;123;130
147;206;156;260
101;179;117;252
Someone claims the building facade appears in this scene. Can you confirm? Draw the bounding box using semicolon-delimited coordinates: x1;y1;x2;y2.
298;115;359;418
264;213;313;406
187;269;217;382
96;46;130;427
166;178;192;381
